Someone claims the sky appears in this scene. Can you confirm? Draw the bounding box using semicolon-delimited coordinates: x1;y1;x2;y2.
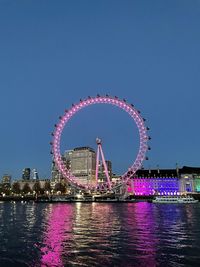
0;0;200;179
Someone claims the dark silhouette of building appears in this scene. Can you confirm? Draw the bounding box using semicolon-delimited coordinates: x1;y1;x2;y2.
22;168;31;180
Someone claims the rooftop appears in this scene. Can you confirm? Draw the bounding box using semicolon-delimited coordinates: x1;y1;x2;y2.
135;166;200;177
73;146;95;153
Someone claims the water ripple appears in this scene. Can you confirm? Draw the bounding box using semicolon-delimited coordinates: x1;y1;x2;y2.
0;202;200;266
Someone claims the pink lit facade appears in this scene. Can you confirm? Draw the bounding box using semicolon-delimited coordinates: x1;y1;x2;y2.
127;166;200;196
127;169;179;196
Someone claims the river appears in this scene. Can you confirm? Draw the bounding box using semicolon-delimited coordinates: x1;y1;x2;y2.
0;201;200;267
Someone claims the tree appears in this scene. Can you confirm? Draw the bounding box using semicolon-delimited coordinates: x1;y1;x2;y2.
22;183;32;195
44;180;51;192
2;184;11;196
33;181;41;194
55;182;66;194
12;182;21;194
0;184;3;195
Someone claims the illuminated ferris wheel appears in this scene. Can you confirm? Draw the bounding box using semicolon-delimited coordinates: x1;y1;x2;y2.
51;95;150;192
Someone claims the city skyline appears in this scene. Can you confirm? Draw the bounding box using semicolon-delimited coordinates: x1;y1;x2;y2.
0;1;200;178
1;141;199;181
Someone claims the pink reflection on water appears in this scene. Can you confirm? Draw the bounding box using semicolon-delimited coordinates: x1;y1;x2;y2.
40;204;73;267
127;202;157;267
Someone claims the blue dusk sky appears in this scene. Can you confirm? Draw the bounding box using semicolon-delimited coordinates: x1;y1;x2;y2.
0;0;200;179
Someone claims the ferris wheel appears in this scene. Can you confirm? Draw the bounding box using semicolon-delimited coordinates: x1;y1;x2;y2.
51;95;150;192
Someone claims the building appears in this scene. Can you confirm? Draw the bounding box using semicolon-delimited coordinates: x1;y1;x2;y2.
65;147;96;185
22;168;31;180
98;160;112;182
128;168;179;196
127;166;200;196
1;174;11;195
2;174;11;185
64;150;73;170
22;168;40;181
179;166;200;193
32;169;39;180
51;161;59;182
51;156;68;182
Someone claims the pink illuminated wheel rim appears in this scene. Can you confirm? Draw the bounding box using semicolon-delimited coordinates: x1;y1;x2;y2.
51;96;149;191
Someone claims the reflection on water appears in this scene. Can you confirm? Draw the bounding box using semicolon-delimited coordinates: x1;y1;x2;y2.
40;204;73;267
127;203;157;267
0;202;200;266
69;203;122;266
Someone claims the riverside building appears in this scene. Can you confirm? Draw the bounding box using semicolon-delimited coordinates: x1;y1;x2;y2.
65;147;96;186
179;166;200;193
128;166;200;196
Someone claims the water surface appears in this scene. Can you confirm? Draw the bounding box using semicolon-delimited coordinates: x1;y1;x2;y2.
0;201;200;266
